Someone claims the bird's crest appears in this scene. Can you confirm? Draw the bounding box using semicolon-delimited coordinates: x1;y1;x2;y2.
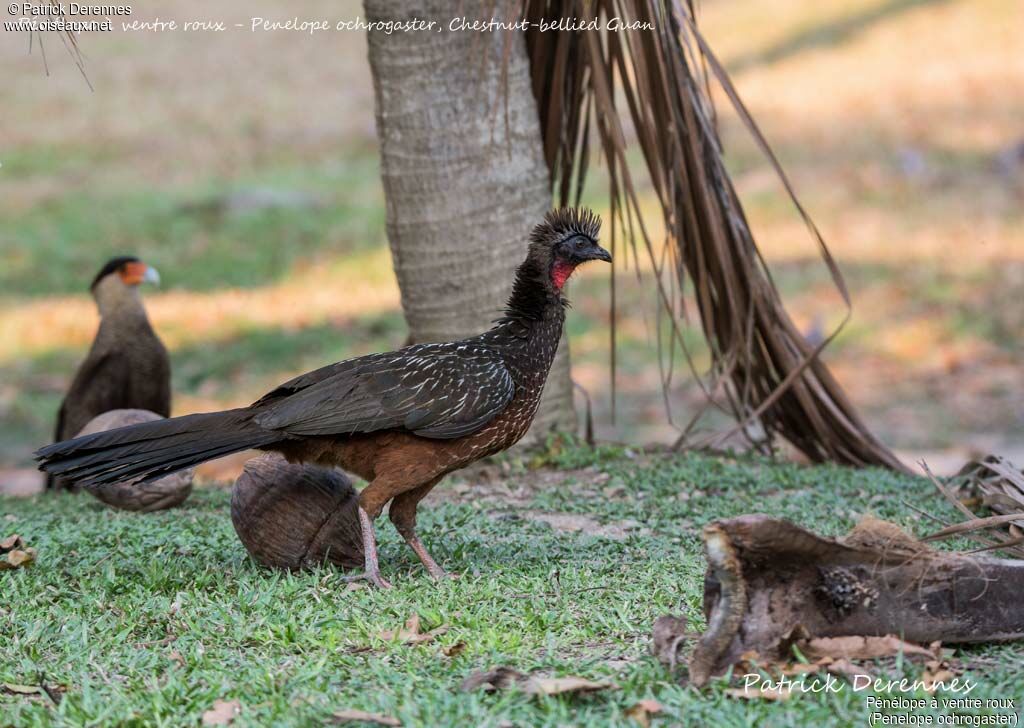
530;207;601;245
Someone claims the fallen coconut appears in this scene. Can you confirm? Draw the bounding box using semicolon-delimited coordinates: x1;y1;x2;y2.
230;453;364;571
76;409;194;512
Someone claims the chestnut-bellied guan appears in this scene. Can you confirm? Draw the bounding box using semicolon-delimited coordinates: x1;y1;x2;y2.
37;208;610;586
48;256;167;491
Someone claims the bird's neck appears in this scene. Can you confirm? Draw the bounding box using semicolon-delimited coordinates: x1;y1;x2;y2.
487;258;567;388
94;280;150;326
502;256;567;324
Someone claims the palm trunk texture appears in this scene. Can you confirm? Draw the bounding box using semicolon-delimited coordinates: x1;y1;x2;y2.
364;0;576;439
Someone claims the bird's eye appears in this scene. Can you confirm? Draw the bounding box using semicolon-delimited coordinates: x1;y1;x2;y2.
574;238;587;249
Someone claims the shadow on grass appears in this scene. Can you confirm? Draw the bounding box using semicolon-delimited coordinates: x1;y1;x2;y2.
170;312;407;392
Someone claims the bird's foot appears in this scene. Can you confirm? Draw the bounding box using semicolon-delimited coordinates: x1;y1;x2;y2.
403;532;451;582
342;570;393;590
349;505;392;589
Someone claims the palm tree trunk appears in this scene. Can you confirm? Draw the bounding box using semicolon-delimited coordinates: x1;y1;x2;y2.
364;0;575;438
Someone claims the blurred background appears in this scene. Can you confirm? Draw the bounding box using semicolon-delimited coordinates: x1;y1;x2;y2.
2;0;1022;482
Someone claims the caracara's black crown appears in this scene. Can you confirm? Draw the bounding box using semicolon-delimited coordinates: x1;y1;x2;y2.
91;256;140;291
530;207;601;246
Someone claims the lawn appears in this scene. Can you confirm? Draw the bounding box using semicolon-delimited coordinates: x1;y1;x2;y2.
3;447;1022;726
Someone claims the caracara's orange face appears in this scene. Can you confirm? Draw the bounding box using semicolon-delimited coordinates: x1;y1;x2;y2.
90;256;161;300
119;261;152;286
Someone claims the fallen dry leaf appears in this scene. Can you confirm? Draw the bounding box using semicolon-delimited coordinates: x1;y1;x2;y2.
735;649;882;689
3;683;40;695
921;660;956;693
725;685;792;701
201;699;240;726
625;699;663;726
168;650;186;668
522;676;616;696
460;667;525;692
798;635;934;662
331;709;401;726
0;534;37;570
442;642;466;658
459;667;616;696
377;614;449;645
825;657;871;680
1;549;35;569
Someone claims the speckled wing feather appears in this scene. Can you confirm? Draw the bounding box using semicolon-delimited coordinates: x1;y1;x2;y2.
252;343;515;439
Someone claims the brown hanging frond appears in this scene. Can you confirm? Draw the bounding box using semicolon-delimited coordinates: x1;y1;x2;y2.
23;0;92;90
523;0;907;471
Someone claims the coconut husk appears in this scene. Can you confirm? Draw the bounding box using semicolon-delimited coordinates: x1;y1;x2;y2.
230;454;364;571
77;409;193;512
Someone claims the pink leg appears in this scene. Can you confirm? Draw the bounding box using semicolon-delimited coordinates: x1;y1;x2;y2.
389;478;449;581
343;506;392;589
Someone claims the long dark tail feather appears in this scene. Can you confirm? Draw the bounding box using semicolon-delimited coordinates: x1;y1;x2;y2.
35;409;281;488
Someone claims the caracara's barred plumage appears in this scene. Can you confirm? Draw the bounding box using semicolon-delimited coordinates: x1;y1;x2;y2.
48;256;168;491
37;208;609;585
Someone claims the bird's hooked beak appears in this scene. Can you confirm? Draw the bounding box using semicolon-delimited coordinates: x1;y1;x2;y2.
578;240;612;264
120;261;161;286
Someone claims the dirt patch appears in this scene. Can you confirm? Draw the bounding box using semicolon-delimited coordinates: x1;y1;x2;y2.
436;466;591;505
490;510;650;541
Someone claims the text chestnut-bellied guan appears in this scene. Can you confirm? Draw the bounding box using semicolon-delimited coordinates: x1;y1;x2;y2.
37;208;610;587
48;256;167;491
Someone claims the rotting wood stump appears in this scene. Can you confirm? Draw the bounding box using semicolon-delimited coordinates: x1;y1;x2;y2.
230;453;364;571
653;514;1024;686
77;409;193;512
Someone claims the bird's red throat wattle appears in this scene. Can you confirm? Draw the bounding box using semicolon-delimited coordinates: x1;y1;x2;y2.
551;260;576;290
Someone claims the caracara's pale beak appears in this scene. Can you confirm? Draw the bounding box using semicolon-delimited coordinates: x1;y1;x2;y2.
143;266;161;285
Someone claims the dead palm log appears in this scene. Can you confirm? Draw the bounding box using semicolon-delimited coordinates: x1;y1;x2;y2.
523;1;906;471
656;514;1024;686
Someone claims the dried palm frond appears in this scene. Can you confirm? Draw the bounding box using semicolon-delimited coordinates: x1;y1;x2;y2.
522;0;906;470
957;455;1024;522
23;0;92;89
921;460;1024;558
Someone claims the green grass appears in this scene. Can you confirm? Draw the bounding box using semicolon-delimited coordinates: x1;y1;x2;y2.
3;450;1022;726
0;151;385;298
